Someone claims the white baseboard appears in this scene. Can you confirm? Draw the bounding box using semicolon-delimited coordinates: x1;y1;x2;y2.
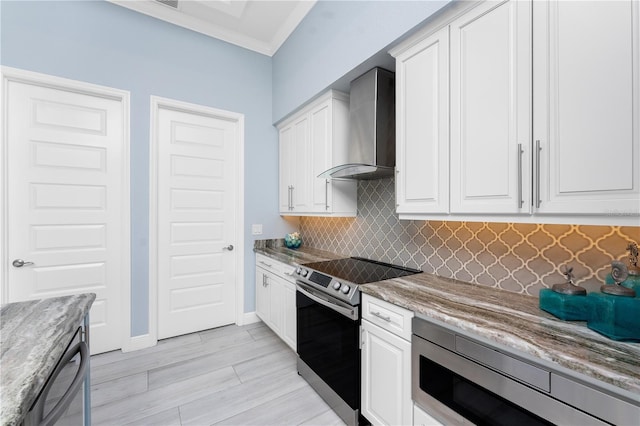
121;333;157;353
238;311;260;326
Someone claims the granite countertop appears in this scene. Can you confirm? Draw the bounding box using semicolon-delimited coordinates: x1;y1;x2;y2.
254;244;347;265
360;273;640;401
0;293;96;425
256;245;640;401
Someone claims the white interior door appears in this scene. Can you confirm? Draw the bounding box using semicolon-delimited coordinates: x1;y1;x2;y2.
3;75;128;355
155;102;238;340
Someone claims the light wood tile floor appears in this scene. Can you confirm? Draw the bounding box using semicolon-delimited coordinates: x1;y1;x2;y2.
89;322;345;426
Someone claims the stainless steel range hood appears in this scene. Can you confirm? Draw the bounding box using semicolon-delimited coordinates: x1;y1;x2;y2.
319;67;395;180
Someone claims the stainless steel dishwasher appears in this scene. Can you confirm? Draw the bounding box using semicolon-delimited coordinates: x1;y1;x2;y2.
412;316;640;425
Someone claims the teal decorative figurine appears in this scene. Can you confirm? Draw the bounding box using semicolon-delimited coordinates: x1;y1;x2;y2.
605;242;640;294
588;260;640;341
539;265;591;321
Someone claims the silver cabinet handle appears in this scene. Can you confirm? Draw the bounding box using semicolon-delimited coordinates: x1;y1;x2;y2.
535;140;542;208
288;185;294;210
259;260;273;268
222;245;234;251
371;311;391;322
12;259;34;268
517;143;524;208
325;179;330;211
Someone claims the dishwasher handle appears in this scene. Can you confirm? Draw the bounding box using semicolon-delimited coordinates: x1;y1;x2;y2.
31;341;89;426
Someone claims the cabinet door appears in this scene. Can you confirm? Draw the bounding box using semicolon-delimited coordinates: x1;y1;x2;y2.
279;125;293;213
268;274;284;335
291;115;311;212
533;0;640;216
450;0;532;214
255;268;270;324
361;320;412;426
282;281;297;351
396;26;450;214
310;100;332;213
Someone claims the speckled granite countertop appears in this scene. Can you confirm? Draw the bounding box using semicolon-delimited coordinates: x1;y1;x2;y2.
1;293;95;425
360;273;640;401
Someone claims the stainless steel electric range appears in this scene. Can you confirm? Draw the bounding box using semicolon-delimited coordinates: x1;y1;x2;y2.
294;257;421;426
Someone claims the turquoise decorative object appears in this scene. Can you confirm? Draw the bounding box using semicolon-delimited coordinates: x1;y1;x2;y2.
284;232;302;249
605;273;640;295
605;242;640;295
539;288;592;321
539;265;590;320
587;292;640;341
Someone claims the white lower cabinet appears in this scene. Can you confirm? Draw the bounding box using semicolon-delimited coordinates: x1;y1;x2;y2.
413;403;443;426
361;294;413;426
255;254;296;351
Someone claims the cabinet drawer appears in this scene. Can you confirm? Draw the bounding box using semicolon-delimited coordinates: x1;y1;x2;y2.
256;253;283;275
362;294;413;340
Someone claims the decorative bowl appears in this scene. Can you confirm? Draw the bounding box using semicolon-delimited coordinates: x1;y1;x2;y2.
284;232;302;249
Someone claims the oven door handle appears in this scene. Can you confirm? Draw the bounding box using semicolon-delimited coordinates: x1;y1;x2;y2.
296;281;359;321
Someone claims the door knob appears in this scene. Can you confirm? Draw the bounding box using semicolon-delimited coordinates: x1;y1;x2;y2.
223;245;234;251
12;259;34;267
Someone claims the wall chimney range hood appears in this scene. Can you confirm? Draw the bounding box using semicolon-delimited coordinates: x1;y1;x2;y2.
319;67;396;180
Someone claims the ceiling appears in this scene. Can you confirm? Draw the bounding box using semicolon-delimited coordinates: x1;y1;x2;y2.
108;0;317;56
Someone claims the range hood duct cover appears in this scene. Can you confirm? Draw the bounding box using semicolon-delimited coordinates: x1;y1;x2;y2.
319;67;395;180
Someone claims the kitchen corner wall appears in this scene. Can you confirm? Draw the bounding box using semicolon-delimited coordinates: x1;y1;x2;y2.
299;178;640;296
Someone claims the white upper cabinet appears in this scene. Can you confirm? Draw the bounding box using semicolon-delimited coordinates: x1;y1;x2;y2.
392;0;639;225
279;115;311;213
533;0;640;216
394;26;450;214
450;0;532;214
278;90;357;216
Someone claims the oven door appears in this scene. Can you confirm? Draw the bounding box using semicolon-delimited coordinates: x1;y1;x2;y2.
296;282;360;410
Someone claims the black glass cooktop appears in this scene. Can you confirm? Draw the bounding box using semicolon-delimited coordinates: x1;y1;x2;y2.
303;257;421;284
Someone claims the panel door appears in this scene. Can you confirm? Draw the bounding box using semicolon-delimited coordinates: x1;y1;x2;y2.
268;273;284;336
5;80;126;354
450;0;532;214
278;125;294;213
309;100;331;213
395;26;450;214
533;0;640;215
361;320;412;426
282;280;297;351
156;106;237;339
255;267;270;324
291;115;310;212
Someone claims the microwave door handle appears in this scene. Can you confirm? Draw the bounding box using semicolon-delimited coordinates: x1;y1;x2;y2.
296;282;358;320
40;341;89;426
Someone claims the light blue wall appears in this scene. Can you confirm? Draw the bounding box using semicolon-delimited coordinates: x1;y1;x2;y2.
0;0;295;336
272;0;449;123
1;0;447;338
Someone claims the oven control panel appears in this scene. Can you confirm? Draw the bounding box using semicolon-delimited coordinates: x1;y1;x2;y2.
294;266;357;305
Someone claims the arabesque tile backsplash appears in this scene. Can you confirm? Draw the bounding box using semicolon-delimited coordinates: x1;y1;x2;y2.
299;178;640;296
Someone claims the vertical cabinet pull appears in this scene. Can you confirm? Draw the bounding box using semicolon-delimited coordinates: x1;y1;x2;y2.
535;140;542;208
517;143;524;208
325;179;330;211
288;185;294;211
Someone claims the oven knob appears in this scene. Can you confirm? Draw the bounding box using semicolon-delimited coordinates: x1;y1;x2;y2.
295;267;301;275
333;282;341;290
301;269;309;277
341;285;350;294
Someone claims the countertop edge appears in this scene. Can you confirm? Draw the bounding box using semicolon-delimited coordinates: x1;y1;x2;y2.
0;293;96;425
